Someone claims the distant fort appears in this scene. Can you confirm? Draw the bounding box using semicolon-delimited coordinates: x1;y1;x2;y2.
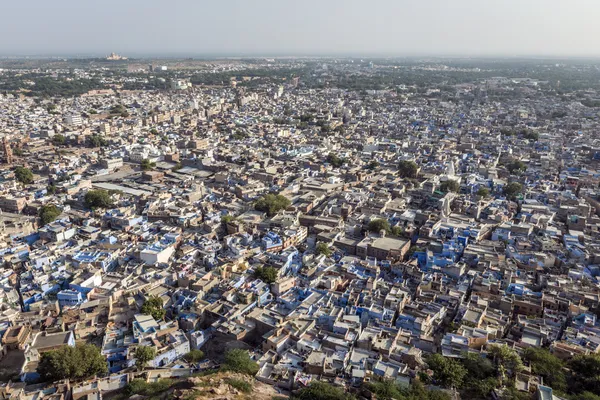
106;52;127;61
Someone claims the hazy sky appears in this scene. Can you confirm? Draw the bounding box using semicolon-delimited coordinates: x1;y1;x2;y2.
1;0;598;57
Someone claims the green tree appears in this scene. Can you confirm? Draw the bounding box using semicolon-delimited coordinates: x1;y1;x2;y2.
39;204;61;225
84;189;113;209
254;266;278;284
141;296;166;321
366;160;380;170
140;158;156;171
569;353;600;395
366;379;403;400
52;134;66;145
398;160;418;178
316;242;332;257
506;160;527;174
134;346;156;371
47;184;57;194
488;345;523;384
477;187;490;197
254;194;291;216
326;152;345;168
37;343;107;382
221;349;259;375
368;218;391;233
523;347;566;392
427;353;467;389
440;180;460;193
87;135;107;147
503;182;523;200
293;381;354;400
14;166;34;184
182;349;205;363
172;162;183;171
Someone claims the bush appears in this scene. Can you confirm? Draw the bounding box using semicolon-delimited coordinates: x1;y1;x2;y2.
14;166;34;184
39;204;61;225
226;378;253;393
254;194;291;216
37;343;107;382
222;349;259;375
293;381;354;400
124;378;173;397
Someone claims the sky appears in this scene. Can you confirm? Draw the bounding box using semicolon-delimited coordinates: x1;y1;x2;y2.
1;0;599;57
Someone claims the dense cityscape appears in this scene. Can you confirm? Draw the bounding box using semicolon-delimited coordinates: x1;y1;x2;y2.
1;55;600;400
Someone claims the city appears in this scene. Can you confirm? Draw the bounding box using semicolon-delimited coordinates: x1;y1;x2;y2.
1;2;600;400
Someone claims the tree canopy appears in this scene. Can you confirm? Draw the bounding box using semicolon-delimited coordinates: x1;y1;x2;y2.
254;194;291;216
368;218;391;233
293;381;354;400
182;349;205;363
426;353;467;388
398;160;418;178
140;158;156;171
221;349;259;375
254;266;278;284
477;187;490;197
503;182;523;200
141;296;166;321
87;134;107;148
326;152;346;168
316;242;332;257
134;346;156;371
84;189;113;209
14;166;34;184
440;180;460;193
39;204;61;225
37;343;107;382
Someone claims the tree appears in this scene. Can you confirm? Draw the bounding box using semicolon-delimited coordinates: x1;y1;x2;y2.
141;296;166;321
506;160;527;174
523;347;566;392
254;266;278;284
366;160;380;170
172;162;182;171
14;166;34;184
440;180;460;193
182;349;205;363
316;242;332;257
222;349;259;375
368;218;391;233
568;353;600;395
84;189;113;209
398;160;418;178
426;353;467;389
293;381;354;400
254;194;291;216
134;346;156;371
87;135;107;148
140;159;156;171
326;152;345;168
221;215;235;224
39;204;61;225
47;184;57;195
488;345;523;384
52;134;66;145
366;379;403;400
477;187;490;197
503;182;523;200
37;343;107;382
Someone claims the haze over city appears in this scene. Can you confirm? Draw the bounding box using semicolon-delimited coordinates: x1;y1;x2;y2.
2;0;600;57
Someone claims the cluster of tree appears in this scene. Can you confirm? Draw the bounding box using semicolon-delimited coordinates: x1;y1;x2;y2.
87;134;108;148
326;152;346;168
37;343;107;382
551;110;568;119
134;346;156;370
254;193;291;216
366;160;380;170
581;99;600;108
84;189;113;209
254;266;278;284
109;104;129;117
140;296;166;321
221;349;259;375
398;160;418;179
52;134;66;146
366;379;451;400
14;166;33;184
477;187;490;197
426;346;524;399
39;204;62;225
182;349;205;364
140;158;156;171
504;159;527;174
